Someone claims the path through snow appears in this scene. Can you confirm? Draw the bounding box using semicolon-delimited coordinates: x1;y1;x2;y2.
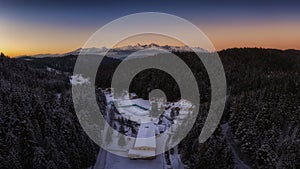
221;123;251;169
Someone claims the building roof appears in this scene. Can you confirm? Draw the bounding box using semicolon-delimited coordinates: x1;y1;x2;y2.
128;149;155;158
134;123;156;148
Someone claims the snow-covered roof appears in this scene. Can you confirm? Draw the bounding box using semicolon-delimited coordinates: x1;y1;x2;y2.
128;149;156;158
134;123;156;148
115;97;154;123
118;98;151;110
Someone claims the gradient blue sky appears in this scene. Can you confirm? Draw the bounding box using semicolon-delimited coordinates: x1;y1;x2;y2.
1;0;300;56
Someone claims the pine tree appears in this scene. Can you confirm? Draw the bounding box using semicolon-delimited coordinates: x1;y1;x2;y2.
118;134;126;147
32;147;46;169
105;127;113;144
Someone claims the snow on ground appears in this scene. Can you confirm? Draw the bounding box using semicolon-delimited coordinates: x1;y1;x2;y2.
104;89;194;124
94;89;194;169
276;124;299;168
46;66;62;74
55;93;61;104
70;74;90;85
46;67;55;72
105;129;135;154
169;147;184;169
109;92;153;123
94;149;165;169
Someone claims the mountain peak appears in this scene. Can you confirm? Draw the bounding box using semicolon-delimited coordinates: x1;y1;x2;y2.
17;44;207;58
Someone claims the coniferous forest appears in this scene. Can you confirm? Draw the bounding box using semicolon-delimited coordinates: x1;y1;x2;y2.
0;48;299;168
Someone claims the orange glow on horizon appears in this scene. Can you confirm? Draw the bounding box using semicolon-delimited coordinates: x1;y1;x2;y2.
201;20;300;51
1;18;300;57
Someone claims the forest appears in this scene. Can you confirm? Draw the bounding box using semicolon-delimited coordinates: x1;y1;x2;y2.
1;48;300;168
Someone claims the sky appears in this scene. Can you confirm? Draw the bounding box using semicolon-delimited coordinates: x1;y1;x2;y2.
1;0;300;57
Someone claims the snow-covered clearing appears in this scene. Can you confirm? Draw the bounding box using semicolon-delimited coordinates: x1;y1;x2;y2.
70;74;90;85
46;66;62;74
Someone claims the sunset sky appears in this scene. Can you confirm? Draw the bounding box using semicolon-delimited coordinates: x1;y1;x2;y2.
1;0;300;57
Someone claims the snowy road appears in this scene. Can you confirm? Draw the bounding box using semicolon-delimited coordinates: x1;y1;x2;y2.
94;149;165;169
221;123;251;169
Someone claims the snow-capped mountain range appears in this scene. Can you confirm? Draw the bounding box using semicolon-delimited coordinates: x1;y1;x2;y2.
19;43;207;59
